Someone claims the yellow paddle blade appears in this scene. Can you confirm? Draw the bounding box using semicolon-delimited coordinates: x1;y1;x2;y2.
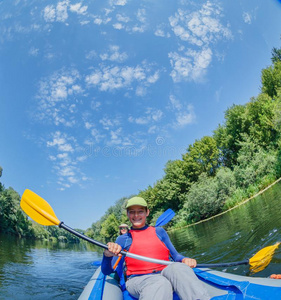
20;189;60;226
249;242;280;273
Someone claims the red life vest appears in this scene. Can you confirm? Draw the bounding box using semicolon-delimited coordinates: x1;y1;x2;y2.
125;226;170;276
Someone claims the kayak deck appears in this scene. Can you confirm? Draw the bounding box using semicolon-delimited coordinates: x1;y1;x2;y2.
78;267;281;300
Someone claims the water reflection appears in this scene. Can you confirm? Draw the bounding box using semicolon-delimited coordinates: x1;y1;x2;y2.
169;181;281;277
0;235;102;299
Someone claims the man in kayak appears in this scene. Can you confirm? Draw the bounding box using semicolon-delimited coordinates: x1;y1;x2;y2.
101;196;210;300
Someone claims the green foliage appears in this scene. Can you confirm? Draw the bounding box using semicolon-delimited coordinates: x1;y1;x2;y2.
184;174;223;223
216;167;236;204
183;136;221;180
246;94;278;146
45;225;80;243
233;137;277;189
100;213;119;242
261;61;281;98
224;188;247;209
271;46;281;64
0;186;33;237
276;148;281;177
31;222;50;240
213;105;247;167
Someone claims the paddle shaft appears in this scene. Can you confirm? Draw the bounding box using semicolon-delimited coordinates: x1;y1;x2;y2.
60;222;126;256
59;222;249;268
197;261;249;268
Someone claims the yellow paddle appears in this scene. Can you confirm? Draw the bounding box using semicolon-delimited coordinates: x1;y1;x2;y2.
20;189;280;272
249;242;280;273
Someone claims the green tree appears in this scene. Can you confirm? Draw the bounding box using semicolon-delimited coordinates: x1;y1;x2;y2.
0;187;33;237
216;167;236;204
245;94;278;147
0;166;3;193
184;173;223;222
214;105;248;167
233;136;277;189
261;61;281;98
182;136;221;180
100;213;119;242
271;45;281;64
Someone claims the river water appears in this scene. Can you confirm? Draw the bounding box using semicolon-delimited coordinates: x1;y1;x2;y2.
0;182;281;299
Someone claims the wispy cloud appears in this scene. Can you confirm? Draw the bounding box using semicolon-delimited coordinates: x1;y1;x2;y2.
69;3;88;15
110;0;128;6
128;108;163;125
43;1;88;23
169;3;231;46
43;1;69;23
169;47;212;82
169;95;196;127
168;1;232;82
46;131;88;190
242;12;252;24
85;62;160;92
35;69;83;126
100;45;128;62
29;47;39;56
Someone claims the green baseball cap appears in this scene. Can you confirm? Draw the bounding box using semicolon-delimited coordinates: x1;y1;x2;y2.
126;196;148;208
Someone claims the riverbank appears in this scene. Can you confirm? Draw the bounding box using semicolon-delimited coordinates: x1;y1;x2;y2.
169;176;281;232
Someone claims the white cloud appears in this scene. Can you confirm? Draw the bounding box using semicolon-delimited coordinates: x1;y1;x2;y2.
93;16;111;25
100;116;120;130
43;5;56;22
168;2;232;82
113;23;124;30
132;25;145;33
136;8;146;24
169;95;196;127
169;47;212;82
109;127;122;145
135;86;146;96
155;29;165;37
147;71;160;84
128;108;163;125
43;1;69;23
85;63;160;92
90;128;105;143
100;45;128;62
56;0;69;22
169;95;182;110
90;100;101;110
116;14;130;23
169;3;232;46
69;3;88;15
176;105;196;126
110;0;127;6
93;17;103;25
243;12;252;24
86;50;97;60
43;1;88;23
80;20;90;25
47;131;74;152
46;131;88;189
29;47;39;56
36;69;83;126
85;122;93;129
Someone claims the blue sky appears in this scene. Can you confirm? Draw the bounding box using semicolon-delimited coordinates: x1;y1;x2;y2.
1;0;281;230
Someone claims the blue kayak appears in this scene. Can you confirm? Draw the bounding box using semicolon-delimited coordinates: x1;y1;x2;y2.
78;266;281;300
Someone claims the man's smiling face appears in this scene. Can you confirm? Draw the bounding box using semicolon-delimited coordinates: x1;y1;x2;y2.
127;205;150;229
